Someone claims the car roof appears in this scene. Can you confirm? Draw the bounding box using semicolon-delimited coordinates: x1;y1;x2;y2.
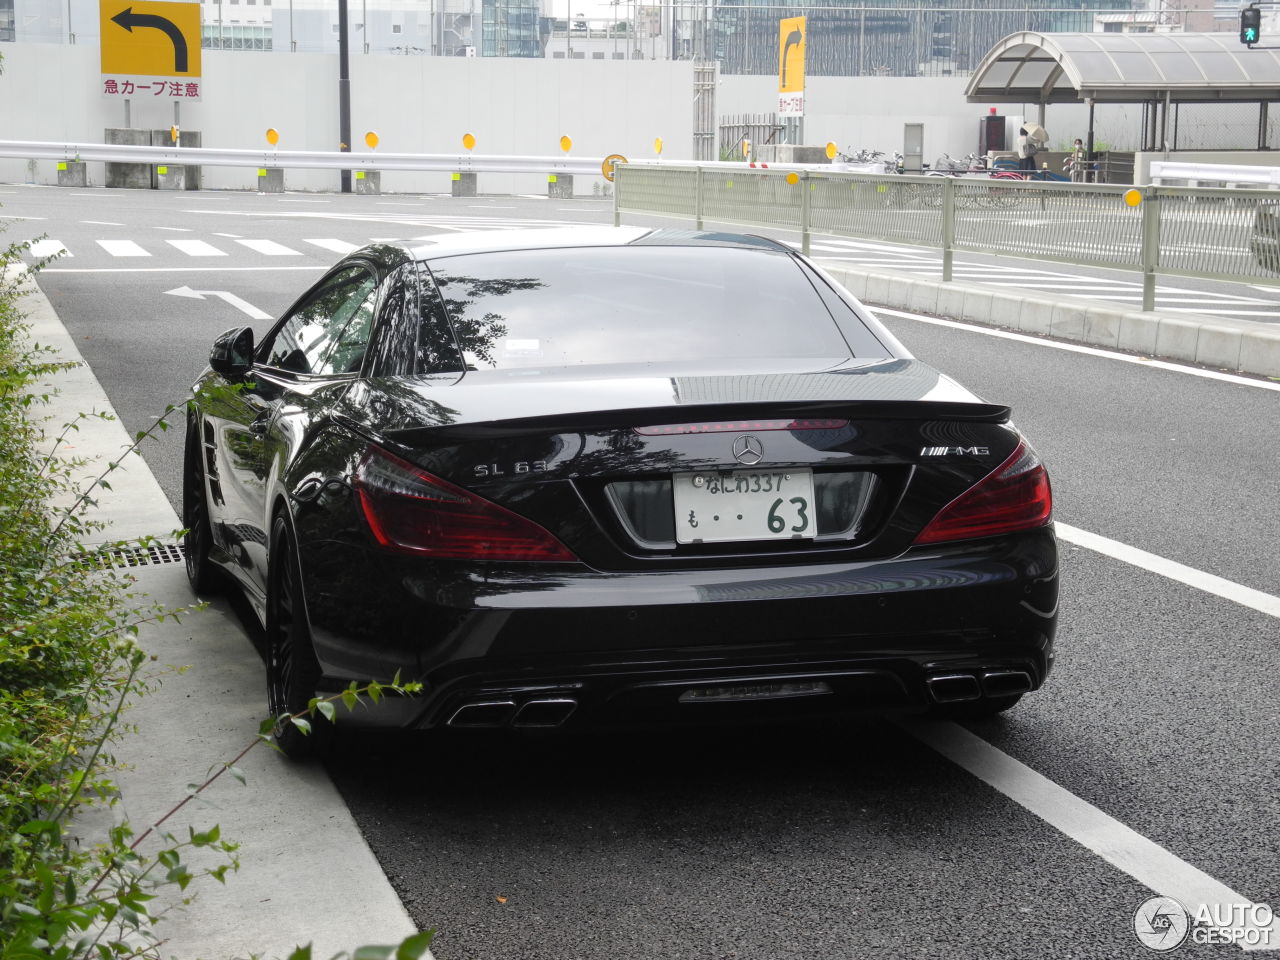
404;226;793;262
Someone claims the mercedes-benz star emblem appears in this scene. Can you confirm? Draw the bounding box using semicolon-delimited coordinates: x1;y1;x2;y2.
732;435;764;465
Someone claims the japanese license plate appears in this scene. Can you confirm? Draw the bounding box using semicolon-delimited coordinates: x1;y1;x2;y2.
673;469;815;545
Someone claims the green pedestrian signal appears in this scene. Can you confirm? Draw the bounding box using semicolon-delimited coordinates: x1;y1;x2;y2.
1240;6;1261;46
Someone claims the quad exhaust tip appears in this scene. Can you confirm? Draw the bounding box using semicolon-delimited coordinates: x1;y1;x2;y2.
447;698;578;729
926;670;1034;704
925;673;982;703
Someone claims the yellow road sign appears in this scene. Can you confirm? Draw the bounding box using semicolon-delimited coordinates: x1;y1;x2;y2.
778;17;805;94
601;154;627;182
100;0;201;78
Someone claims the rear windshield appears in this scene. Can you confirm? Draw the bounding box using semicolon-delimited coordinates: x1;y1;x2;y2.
426;246;855;370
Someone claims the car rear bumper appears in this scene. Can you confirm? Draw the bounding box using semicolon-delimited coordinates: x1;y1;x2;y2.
304;526;1058;729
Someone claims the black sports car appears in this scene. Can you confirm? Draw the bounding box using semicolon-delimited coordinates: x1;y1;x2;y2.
184;227;1057;756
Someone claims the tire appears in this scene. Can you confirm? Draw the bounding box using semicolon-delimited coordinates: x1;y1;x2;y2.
930;693;1023;721
183;423;221;595
265;515;333;759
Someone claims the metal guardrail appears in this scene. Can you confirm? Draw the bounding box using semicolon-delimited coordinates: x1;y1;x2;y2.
613;163;1280;310
0;139;605;176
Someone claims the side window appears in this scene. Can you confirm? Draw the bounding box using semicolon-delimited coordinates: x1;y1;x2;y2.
264;266;378;375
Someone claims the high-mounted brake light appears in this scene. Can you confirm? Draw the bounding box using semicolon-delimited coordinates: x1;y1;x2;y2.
353;446;577;562
913;441;1052;545
634;418;849;436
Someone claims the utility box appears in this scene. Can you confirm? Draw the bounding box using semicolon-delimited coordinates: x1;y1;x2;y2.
979;111;1006;155
104;128;151;189
56;161;88;187
452;172;478;197
904;123;924;173
354;170;381;195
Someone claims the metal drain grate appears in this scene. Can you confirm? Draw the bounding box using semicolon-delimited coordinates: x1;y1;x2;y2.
77;541;187;570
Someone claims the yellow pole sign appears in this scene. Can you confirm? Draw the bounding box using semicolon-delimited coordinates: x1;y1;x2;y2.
777;16;805;117
99;0;202;100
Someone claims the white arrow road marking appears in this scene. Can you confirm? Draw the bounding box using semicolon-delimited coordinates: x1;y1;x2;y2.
164;285;272;320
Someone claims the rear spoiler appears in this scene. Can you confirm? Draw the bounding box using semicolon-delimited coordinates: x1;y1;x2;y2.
383;400;1011;448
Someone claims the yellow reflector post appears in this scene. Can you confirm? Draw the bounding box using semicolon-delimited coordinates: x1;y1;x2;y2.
825;141;837;160
785;172;799;185
364;132;379;149
462;133;476;150
559;135;572;153
265;128;280;146
1124;189;1142;207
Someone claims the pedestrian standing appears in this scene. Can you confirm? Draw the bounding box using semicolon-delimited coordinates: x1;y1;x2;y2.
1070;138;1087;182
1017;128;1037;172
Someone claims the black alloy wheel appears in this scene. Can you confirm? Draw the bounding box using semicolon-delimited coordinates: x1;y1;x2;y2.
183;425;220;594
265;515;333;758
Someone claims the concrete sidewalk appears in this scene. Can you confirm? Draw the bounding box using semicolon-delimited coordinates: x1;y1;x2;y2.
814;259;1280;379
19;268;424;959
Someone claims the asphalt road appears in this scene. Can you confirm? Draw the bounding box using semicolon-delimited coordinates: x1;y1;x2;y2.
5;184;1278;959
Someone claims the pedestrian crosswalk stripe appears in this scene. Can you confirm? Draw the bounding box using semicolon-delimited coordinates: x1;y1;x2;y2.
304;238;360;254
167;239;227;257
234;238;301;256
97;240;150;257
28;239;71;258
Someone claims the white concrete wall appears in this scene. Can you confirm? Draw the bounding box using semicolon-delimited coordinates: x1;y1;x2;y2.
717;75;1145;165
0;43;694;193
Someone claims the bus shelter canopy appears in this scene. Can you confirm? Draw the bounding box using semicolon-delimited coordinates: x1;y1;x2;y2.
966;31;1280;104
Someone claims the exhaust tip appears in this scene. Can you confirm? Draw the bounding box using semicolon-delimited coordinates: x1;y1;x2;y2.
981;670;1033;698
926;673;982;703
447;700;517;728
512;698;578;728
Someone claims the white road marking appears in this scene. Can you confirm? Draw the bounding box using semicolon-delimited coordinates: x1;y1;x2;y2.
213;232;243;238
873;308;1280;392
304;238;360;254
1057;522;1280;618
904;720;1280;953
278;198;330;203
368;237;400;242
155;226;192;232
166;239;227;257
234;238;301;256
27;239;71;258
97;240;150;257
1;214;47;220
164;285;271;320
80;220;124;226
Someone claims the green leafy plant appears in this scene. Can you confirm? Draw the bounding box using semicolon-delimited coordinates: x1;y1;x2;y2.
0;229;432;959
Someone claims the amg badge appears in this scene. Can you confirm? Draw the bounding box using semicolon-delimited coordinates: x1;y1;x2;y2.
921;446;990;457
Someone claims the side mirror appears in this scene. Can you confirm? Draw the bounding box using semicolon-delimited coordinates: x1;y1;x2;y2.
209;326;255;380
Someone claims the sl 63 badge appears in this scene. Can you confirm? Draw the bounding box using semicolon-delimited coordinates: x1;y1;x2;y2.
474;461;548;477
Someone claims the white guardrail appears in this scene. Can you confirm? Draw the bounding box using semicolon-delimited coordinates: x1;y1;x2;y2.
1149;161;1280;187
0;139;609;176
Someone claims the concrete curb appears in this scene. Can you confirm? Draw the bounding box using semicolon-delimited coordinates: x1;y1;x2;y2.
817;261;1280;379
19;276;426;958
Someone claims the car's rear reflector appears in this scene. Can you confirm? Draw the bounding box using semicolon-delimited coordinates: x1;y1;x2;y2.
912;441;1052;545
634;418;849;436
354;445;577;562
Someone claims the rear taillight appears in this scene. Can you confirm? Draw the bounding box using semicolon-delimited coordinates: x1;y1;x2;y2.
913;441;1052;545
353;446;577;562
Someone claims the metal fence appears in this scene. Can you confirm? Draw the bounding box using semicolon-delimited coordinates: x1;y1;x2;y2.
613;162;1280;309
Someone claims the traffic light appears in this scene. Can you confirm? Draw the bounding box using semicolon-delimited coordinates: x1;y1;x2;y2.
1240;5;1261;46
